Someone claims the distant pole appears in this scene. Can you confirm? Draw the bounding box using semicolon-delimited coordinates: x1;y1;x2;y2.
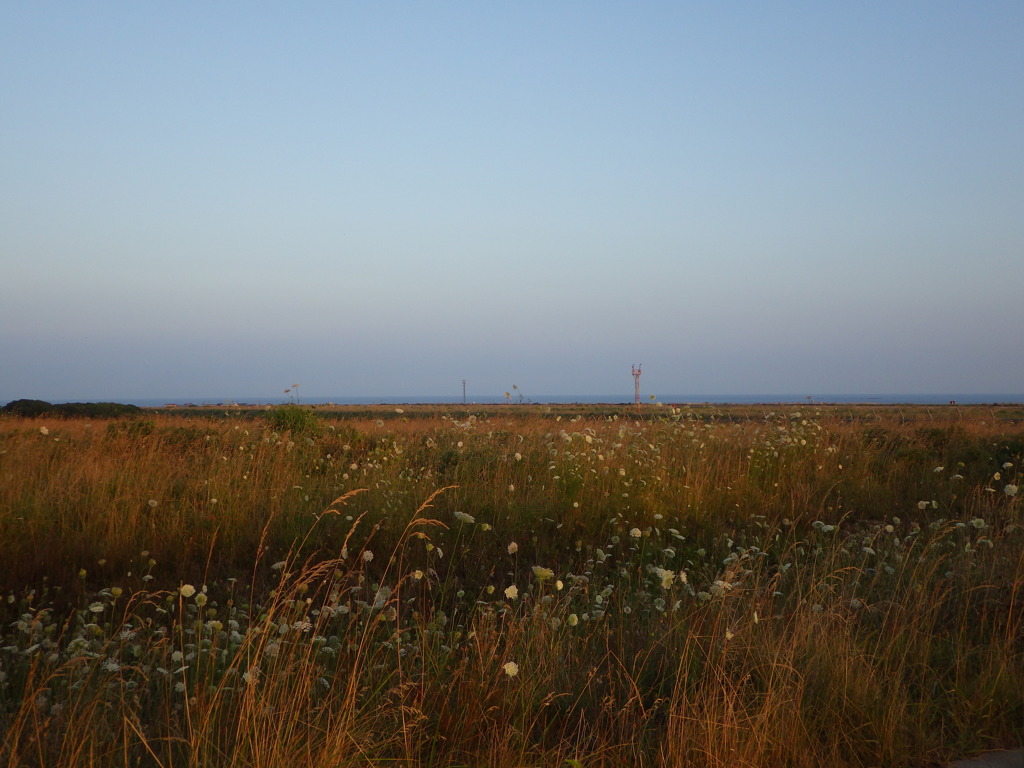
632;364;642;405
462;379;466;404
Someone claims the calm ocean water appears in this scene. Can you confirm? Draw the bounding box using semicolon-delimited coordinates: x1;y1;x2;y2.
123;394;1024;407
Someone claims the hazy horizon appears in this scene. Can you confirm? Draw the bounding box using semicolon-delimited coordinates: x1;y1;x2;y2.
3;4;1022;403
10;392;1024;409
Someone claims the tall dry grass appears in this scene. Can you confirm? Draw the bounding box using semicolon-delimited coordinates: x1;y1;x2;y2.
0;404;1021;766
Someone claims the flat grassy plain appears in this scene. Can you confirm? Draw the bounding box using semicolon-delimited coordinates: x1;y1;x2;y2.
1;403;1022;767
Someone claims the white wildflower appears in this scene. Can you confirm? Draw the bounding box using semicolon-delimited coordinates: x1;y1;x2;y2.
532;566;555;582
372;587;391;611
709;580;732;597
653;567;675;589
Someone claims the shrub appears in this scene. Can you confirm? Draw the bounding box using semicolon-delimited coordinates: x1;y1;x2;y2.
2;400;142;418
266;404;321;435
1;399;54;417
57;402;142;418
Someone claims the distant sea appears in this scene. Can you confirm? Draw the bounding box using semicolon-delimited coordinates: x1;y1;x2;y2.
122;394;1024;407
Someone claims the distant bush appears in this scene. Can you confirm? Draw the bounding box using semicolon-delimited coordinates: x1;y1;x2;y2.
107;419;157;438
266;404;321;435
1;399;54;417
2;399;143;418
57;402;143;418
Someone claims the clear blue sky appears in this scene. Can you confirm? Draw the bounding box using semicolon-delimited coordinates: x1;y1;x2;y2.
3;3;1022;402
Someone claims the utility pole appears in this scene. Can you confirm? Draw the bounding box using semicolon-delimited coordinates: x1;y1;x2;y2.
632;364;642;406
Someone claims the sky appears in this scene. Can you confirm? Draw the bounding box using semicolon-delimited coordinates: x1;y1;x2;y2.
2;3;1023;403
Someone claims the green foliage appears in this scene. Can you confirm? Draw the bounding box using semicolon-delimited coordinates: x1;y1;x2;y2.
1;399;54;417
2;399;143;418
58;402;143;417
266;404;321;435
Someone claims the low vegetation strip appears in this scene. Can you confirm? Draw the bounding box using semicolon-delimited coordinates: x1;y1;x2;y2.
0;404;1021;766
1;399;143;418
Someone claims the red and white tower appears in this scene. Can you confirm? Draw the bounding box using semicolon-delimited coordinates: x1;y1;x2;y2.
632;364;642;405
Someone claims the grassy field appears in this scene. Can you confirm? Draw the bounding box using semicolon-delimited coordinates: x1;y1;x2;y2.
1;402;1021;767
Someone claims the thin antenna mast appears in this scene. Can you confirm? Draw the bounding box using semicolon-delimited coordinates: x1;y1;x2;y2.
632;364;642;405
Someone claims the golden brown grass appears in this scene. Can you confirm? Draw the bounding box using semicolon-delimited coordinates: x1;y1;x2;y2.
0;403;1021;766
